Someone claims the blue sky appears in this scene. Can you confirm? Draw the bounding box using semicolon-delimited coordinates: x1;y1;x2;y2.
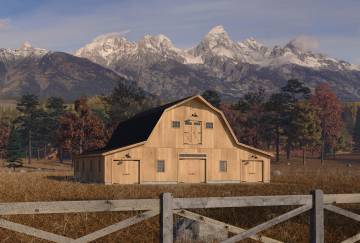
0;0;360;63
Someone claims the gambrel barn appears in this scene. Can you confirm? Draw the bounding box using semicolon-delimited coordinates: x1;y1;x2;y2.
74;95;272;184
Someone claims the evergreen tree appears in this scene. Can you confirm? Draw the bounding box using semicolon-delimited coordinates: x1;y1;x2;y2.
292;101;321;165
202;90;221;108
6;127;23;171
277;79;311;160
104;82;158;127
353;107;360;152
16;94;40;164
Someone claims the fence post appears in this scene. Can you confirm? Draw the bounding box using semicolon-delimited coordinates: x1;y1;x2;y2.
310;189;324;243
160;193;173;243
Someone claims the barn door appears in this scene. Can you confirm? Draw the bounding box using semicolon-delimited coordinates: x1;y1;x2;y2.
112;160;139;184
242;160;263;182
183;120;202;145
178;159;205;183
184;120;192;144
192;121;202;144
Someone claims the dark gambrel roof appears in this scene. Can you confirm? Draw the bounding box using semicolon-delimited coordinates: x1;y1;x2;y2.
94;96;192;153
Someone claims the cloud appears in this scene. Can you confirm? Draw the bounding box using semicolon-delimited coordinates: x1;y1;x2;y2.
93;30;131;41
0;18;10;29
288;36;320;51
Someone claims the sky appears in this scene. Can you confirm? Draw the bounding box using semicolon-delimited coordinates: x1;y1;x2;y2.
0;0;360;63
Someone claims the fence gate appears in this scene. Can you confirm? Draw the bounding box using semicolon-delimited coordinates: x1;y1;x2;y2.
0;190;359;242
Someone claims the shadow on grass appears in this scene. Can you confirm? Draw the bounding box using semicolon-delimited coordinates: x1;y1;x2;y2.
47;175;76;182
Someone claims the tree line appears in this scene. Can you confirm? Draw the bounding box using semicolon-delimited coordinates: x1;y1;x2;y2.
0;80;359;169
203;79;359;165
0;83;156;169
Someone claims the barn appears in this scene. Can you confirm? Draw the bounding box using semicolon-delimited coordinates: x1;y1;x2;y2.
74;95;272;184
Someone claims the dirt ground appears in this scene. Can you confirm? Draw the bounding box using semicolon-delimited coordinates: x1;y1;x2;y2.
0;154;359;242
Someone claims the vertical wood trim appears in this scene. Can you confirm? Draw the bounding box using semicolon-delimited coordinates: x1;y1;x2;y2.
310;189;324;243
160;193;173;243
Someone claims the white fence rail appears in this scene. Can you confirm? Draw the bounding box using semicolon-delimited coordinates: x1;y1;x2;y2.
0;190;358;242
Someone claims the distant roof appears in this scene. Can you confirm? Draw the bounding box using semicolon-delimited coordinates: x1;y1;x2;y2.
88;96;192;154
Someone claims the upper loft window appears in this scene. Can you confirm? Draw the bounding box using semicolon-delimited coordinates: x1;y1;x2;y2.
206;122;213;129
172;121;180;128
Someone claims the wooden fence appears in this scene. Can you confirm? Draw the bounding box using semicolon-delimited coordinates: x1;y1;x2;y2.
0;189;359;242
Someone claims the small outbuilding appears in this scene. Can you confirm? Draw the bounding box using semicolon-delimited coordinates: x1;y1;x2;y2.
74;95;272;184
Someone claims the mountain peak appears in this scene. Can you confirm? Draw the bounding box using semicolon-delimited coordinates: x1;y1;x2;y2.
207;25;226;35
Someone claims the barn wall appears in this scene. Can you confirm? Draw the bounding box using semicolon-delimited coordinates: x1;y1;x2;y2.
74;156;104;183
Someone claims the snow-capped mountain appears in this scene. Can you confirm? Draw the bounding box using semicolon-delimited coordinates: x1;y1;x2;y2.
0;42;144;100
0;42;48;65
74;25;360;101
76;25;360;72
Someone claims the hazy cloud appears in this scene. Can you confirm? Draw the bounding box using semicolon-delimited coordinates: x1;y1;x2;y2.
0;18;10;29
289;36;320;51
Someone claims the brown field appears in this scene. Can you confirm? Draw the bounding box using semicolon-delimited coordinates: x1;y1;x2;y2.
0;154;359;242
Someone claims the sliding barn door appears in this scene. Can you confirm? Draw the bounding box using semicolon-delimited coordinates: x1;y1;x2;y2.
112;160;139;184
242;160;263;182
178;159;205;183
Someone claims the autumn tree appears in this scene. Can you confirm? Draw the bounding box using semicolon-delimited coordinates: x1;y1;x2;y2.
58;98;106;157
353;107;360;152
202;90;221;108
234;88;268;148
310;83;343;164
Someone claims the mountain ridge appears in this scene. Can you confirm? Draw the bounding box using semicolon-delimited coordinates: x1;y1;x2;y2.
74;25;360;101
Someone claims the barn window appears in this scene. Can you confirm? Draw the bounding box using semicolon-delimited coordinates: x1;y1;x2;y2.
81;161;84;171
89;160;93;172
219;160;227;172
172;121;180;128
206;122;213;129
157;160;165;172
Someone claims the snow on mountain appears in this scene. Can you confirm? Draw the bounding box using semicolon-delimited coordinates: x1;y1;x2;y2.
0;42;48;65
75;25;358;71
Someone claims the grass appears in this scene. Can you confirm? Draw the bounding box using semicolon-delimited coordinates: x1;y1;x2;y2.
0;154;359;242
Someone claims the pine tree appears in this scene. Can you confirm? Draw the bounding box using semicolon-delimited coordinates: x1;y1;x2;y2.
6;127;23;171
202;90;221;108
353;107;360;152
292;101;321;165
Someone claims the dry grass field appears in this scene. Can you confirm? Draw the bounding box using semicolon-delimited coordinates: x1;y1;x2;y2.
0;154;359;242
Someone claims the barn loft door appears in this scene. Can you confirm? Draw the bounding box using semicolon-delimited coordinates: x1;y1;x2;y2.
112;160;139;184
183;120;202;145
242;160;263;182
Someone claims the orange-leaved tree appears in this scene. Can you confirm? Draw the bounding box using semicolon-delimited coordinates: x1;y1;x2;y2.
310;83;343;164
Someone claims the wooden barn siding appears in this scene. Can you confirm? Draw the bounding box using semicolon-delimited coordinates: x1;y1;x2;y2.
100;99;270;184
